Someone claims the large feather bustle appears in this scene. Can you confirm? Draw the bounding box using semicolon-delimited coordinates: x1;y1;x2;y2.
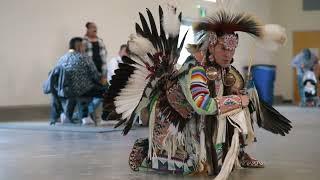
106;5;189;135
193;10;263;38
113;62;149;120
128;34;156;57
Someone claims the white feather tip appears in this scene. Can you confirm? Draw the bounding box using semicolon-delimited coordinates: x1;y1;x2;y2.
257;24;287;51
163;0;181;36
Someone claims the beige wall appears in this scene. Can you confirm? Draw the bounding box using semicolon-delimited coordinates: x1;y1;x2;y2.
0;0;273;106
0;0;161;107
232;0;273;70
271;0;320;100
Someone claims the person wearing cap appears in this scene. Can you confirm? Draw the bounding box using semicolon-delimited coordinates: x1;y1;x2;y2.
291;48;318;106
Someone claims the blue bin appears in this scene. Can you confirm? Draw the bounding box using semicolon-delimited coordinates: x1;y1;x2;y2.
251;65;276;105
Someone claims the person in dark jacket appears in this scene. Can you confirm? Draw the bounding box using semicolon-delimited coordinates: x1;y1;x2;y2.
48;37;106;125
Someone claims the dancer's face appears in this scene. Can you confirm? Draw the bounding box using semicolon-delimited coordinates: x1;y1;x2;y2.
209;43;235;68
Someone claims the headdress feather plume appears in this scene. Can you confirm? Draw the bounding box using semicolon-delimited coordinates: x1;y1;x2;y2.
193;10;263;38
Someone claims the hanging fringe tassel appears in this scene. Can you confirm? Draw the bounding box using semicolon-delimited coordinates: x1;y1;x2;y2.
219;108;243;119
162;131;186;159
214;128;240;180
198;115;207;172
199;129;207;161
244;108;255;145
234;156;242;169
148;102;157;159
197;129;207;172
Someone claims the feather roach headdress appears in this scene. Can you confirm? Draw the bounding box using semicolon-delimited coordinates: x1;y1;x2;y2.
193;11;263;37
189;9;286;53
190;10;262;53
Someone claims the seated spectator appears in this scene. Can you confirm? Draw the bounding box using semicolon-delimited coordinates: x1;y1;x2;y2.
47;37;106;125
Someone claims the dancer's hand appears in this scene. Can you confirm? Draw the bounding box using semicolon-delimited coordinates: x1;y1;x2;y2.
231;87;241;95
240;95;250;107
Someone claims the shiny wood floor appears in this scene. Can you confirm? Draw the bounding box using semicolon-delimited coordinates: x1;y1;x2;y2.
0;106;319;180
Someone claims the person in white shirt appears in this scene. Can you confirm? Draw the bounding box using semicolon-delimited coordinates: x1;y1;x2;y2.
107;44;128;83
101;44;128;121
